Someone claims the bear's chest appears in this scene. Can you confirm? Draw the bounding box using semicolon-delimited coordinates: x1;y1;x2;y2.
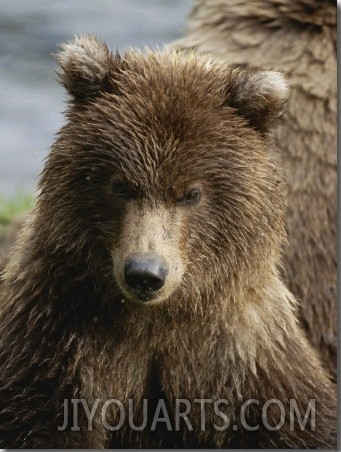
95;314;233;406
80;312;245;447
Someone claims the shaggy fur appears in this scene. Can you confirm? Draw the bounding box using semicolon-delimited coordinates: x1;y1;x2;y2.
0;215;27;272
0;36;336;448
173;0;337;379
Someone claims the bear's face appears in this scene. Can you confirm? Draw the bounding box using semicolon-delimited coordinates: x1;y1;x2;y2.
41;36;288;305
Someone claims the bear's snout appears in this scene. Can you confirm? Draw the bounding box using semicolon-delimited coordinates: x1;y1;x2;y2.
124;256;168;301
112;207;185;303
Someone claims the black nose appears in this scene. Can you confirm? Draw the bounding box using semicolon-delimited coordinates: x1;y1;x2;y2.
124;258;167;297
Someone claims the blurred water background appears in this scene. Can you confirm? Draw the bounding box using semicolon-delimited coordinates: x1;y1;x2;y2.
0;0;192;196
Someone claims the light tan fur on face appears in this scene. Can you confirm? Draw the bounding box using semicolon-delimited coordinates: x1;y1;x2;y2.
112;203;185;303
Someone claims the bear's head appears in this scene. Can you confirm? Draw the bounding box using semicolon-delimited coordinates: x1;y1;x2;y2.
38;35;288;308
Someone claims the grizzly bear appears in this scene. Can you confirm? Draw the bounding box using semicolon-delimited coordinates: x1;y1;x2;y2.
0;36;336;448
174;0;337;378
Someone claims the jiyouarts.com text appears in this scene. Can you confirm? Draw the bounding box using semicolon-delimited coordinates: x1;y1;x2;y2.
58;398;316;432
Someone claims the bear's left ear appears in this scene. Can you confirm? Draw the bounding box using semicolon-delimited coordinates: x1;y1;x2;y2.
225;66;289;132
56;34;122;100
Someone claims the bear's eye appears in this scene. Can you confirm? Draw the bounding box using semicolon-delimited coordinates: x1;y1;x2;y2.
177;187;202;205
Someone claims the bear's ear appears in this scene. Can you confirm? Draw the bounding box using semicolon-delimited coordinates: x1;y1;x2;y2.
225;66;289;132
56;35;121;100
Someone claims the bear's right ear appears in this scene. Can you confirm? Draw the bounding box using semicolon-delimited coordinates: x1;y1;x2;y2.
225;66;289;132
56;35;121;100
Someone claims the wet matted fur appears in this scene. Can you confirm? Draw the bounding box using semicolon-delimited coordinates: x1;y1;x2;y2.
0;36;336;448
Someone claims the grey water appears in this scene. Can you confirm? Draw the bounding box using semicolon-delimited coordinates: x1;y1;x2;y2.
0;0;192;196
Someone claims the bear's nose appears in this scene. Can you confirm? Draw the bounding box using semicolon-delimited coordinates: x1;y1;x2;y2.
124;258;167;297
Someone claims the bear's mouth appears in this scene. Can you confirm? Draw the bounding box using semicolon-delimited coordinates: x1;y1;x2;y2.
134;290;155;302
122;288;158;304
116;285;159;305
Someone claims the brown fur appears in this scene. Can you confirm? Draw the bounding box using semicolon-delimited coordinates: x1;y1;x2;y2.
0;36;336;448
173;0;337;379
0;215;27;274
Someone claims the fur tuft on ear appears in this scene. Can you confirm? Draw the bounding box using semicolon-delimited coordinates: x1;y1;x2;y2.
56;34;121;99
227;67;289;132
